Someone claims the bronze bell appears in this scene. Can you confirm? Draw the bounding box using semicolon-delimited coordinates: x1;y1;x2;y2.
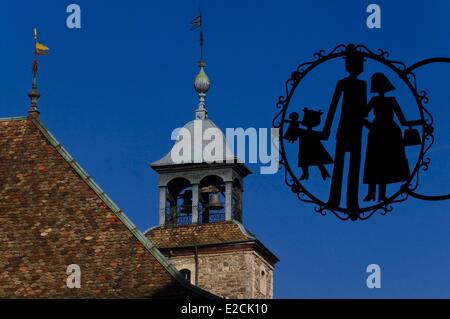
179;190;192;214
208;192;223;210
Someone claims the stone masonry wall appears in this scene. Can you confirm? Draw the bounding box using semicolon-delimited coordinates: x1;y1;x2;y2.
168;249;274;299
251;251;274;299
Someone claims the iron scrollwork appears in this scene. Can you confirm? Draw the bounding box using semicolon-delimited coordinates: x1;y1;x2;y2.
273;43;447;221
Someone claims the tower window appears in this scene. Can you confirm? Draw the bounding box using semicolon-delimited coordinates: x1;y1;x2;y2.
260;268;267;295
180;268;192;283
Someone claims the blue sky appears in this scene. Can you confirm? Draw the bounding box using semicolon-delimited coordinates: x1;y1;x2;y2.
1;0;450;298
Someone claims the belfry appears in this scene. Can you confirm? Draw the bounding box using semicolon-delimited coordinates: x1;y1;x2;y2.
145;53;279;298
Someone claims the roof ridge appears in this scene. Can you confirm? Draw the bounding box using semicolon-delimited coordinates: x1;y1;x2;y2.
145;220;249;234
30;118;216;299
144;224;160;235
231;221;279;263
0;116;27;122
231;220;256;240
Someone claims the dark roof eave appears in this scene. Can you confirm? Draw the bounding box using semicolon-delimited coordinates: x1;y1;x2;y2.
150;161;252;176
158;239;280;265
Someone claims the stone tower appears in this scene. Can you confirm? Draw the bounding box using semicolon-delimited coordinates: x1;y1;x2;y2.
145;59;278;299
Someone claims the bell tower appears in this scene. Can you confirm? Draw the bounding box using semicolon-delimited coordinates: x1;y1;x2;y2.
150;58;249;227
145;56;278;298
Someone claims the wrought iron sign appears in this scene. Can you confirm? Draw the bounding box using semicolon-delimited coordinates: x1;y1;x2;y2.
273;43;450;221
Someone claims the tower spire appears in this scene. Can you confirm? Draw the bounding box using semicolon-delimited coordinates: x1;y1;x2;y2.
28;28;49;119
191;13;210;120
28;28;40;118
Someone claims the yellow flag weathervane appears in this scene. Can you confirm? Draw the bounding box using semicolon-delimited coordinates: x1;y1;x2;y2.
33;28;50;56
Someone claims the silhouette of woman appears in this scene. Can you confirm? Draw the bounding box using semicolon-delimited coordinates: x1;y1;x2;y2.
363;73;421;202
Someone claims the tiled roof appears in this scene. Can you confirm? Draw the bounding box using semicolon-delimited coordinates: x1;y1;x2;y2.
145;221;256;248
0;117;216;298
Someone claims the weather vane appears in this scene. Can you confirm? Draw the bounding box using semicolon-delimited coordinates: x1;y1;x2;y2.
273;43;450;221
28;28;50;118
191;11;204;61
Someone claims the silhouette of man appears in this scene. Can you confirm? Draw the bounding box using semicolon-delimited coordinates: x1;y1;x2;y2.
323;49;367;215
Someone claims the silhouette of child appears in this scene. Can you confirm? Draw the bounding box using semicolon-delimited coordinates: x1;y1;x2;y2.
284;108;333;180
